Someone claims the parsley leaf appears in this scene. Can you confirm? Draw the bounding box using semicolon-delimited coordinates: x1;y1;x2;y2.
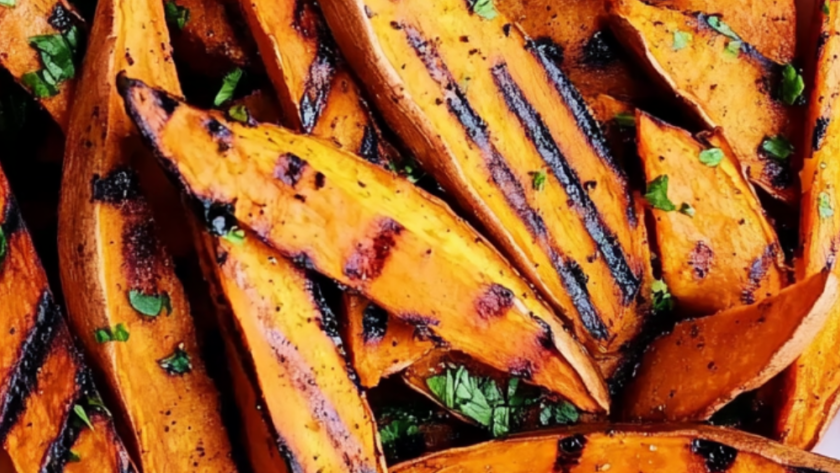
94;324;130;343
614;112;635;128
0;227;7;265
159;343;192;375
652;279;674;313
698;147;724;167
673;30;691;50
679;202;695;217
128;290;172;317
825;1;831;14
228;104;249;123
539;401;579;426
780;64;805;105
644;175;676;211
68;450;81;462
29;34;75;83
113;323;130;342
165;1;190;30
724;40;742;58
73;405;94;430
213;68;243;107
761;135;794;160
706;15;740;40
386;157;425;184
222;226;245;245
471;0;497;20
22;71;59;98
530;170;547;191
94;328;112;343
819;191;834;219
0;0;15;7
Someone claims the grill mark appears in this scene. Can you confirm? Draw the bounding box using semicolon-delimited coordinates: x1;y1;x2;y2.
741;244;778;305
358;125;381;164
39;366;93;473
554;434;587;472
401;313;443;345
474;284;514;319
691;439;738;472
274;153;309;187
91;168;142;204
492;63;640;306
343;218;403;282
308;273;361;390
122;219;166;293
0;291;61;443
813;117;830;151
299;41;337;133
201;200;238;237
361;302;388;342
403;25;606;340
205;118;233;152
689;241;714;279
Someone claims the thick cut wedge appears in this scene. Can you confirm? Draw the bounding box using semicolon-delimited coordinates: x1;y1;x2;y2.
622;272;837;422
56;0;237;469
776;0;840;450
389;423;840;472
120;78;609;413
609;0;796;202
637;113;786;315
318;0;652;378
0;0;84;130
0;166;135;473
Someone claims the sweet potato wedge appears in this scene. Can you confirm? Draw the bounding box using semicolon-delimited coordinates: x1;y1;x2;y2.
0;0;84;130
119;78;609;412
318;0;652;378
775;0;840;449
389;423;840;472
622;272;837;422
609;0;797;202
56;0;238;469
637;113;786;315
0;165;135;473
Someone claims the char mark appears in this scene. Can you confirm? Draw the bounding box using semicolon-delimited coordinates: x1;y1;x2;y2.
40;370;87;473
205;118;233;152
403;24;606;339
492;62;640;305
813;117;830;152
401;313;443;344
274;153;309;187
816;32;829;59
91;167;142;205
742;244;778;304
2;195;22;241
689;241;714;280
581;30;619;68
474;284;514;319
362;303;388;342
308;273;361;390
343;218;403;282
790;468;829;473
760;156;792;190
358;125;382;165
123;219;165;292
560;256;607;339
0;291;61;443
299;41;337;133
201;200;238;237
691;439;737;472
555;434;587;473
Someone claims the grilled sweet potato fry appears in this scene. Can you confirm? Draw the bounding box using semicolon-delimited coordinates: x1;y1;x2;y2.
318;0;652;378
120;78;610;412
622;272;837;422
389;423;840;472
0;165;135;473
637;113;786;314
56;0;237;469
609;0;797;202
775;0;840;449
0;0;83;130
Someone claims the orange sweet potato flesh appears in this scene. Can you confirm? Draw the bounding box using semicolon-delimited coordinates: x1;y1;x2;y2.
120;78;609;412
389;423;840;472
0;166;135;473
637;113;787;315
318;0;652;378
622;272;837;422
609;0;797;203
56;0;237;469
775;0;840;449
0;0;83;131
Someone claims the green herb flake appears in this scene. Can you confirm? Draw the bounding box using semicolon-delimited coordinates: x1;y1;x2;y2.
780;64;805;105
530;170;547;191
22;71;59;98
614;112;635;128
386;157;425;184
706;15;740;40
94;328;112;344
471;0;497;20
724;40;742;58
165;1;190;30
29;33;75;83
672;30;692;50
652;279;674;314
0;227;7;265
644;175;676;211
86;396;112;417
761;135;794;160
0;0;15;7
679;202;695;217
228;104;249;123
113;323;130;342
213;68;243;107
128;290;171;317
820;191;834;219
825;1;831;14
698;147;724;167
73;405;94;430
158;343;192;375
68;450;81;463
379;418;421;449
222;226;246;245
539;401;579;426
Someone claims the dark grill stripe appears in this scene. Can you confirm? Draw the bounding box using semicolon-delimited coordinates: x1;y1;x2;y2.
491;63;641;306
358;125;381;165
299;41;337;133
39;366;92;473
402;25;607;339
308;272;362;391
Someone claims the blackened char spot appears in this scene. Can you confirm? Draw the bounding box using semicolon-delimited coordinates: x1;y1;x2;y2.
741;244;778;304
291;252;317;271
492;62;640;306
358;125;381;164
0;291;61;443
344;218;403;281
817;32;829;59
41;365;88;473
813;117;830;151
581;30;619;68
201;200;237;237
205;118;233;152
153;88;180;117
760;150;792;190
555;434;587;472
362;302;388;342
689;241;714;279
691;439;737;472
123;219;164;292
308;273;361;390
2;196;22;240
474;284;514;318
91;168;142;204
274;153;308;187
48;4;77;33
299;41;337;133
401;313;442;344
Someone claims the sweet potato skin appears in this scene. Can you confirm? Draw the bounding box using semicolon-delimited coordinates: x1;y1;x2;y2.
637;114;786;314
56;0;237;469
775;0;840;449
623;272;837;422
390;423;840;472
318;0;652;378
120;78;609;412
609;0;796;203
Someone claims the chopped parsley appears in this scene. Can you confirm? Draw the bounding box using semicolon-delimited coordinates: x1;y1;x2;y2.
652;279;674;313
94;324;130;343
67;450;81;463
825;1;831;15
159;343;192;375
614;112;635;128
724;40;742;58
23;25;80;98
21;71;59;98
222;226;245;245
165;1;190;30
706;15;740;40
530;170;547;191
0;227;7;265
780;64;805;105
538;400;579;426
679;202;695;217
644;175;676;211
213;68;243;107
820;191;834;219
471;0;497;20
113;323;130;342
0;0;15;7
698;147;724;167
761;135;794;160
386;157;425;184
73;404;94;430
128;290;172;317
672;30;691;50
228;104;249;123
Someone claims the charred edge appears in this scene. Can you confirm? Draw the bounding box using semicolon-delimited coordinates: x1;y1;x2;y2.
789;468;829;473
205;118;233;152
760;156;793;190
362;302;388;342
560;255;607;340
813;117;830;151
299;41;337;133
816;32;829;59
122;219;163;291
274;153;309;188
308;273;362;391
492;62;640;304
91;167;142;204
0;291;61;443
555;434;587;473
691;439;737;473
291;252;317;271
689;241;714;280
742;244;778;305
343;218;403;282
581;30;619;68
2;196;22;241
358;125;382;165
533;316;556;350
474;284;514;319
201;200;238;237
401;313;443;345
39;366;91;473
